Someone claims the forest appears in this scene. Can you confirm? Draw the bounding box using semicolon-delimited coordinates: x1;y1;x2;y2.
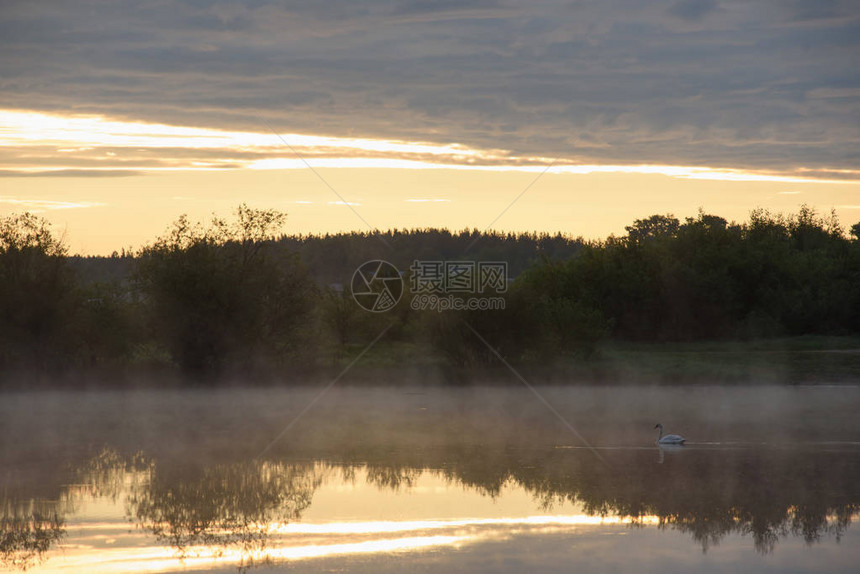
1;205;859;386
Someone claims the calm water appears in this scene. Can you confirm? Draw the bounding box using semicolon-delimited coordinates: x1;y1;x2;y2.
2;385;859;573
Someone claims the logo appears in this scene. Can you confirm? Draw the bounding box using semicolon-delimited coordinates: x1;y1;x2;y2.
351;260;404;312
352;259;508;313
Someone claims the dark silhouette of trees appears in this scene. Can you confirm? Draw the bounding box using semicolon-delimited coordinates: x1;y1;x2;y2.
0;205;858;384
0;213;77;373
625;213;681;242
516;207;860;343
134;205;317;378
277;228;583;286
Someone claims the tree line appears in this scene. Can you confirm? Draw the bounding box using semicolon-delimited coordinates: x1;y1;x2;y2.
1;205;858;384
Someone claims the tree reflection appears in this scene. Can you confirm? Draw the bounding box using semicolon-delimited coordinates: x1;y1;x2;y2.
434;445;860;554
2;450;322;571
73;448;153;502
128;461;319;557
69;449;322;561
2;441;857;571
334;442;858;554
0;500;64;571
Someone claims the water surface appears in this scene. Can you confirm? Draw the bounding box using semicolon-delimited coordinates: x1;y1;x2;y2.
2;385;858;572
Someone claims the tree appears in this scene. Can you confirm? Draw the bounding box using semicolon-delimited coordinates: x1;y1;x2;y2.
625;214;680;243
0;213;76;373
135;205;317;378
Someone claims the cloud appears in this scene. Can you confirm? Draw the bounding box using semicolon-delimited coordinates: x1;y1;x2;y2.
783;0;842;22
0;109;856;183
0;0;857;176
0;196;105;210
668;0;718;22
0;169;143;178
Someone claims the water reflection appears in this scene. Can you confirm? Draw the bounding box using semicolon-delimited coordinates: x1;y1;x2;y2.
2;386;858;572
657;444;684;463
132;461;316;554
2;442;857;571
0;500;63;571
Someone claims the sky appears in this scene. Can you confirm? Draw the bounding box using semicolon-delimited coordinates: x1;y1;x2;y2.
0;0;858;254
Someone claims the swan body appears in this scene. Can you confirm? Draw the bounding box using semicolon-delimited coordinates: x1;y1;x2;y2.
655;423;686;445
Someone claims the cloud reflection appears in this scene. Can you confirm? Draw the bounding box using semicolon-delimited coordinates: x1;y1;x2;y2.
32;515;661;573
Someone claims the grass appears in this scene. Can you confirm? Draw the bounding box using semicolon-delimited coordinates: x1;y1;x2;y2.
332;335;860;385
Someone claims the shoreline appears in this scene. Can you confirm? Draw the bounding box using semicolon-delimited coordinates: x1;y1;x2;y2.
3;336;860;390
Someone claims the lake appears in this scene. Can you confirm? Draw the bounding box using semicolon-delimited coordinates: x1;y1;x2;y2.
2;385;858;573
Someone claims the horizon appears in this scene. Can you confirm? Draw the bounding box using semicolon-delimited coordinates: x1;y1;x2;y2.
5;169;859;255
54;202;860;258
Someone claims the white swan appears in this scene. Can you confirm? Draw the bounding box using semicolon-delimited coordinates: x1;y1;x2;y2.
655;423;686;445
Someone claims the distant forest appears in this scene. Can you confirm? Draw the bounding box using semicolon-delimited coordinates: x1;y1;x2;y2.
1;205;859;384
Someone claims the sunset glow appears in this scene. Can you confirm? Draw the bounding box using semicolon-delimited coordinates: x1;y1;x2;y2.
2;109;854;184
32;514;664;574
2;4;859;574
0;1;857;253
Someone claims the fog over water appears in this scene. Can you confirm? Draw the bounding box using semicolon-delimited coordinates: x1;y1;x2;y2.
2;385;858;573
